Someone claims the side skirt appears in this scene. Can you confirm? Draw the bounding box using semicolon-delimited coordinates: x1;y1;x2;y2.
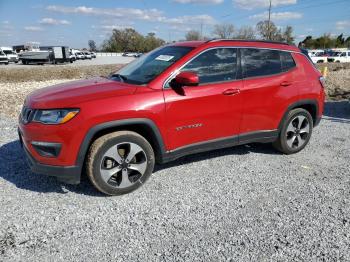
161;130;278;163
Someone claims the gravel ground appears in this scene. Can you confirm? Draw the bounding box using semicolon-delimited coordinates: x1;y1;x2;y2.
0;79;76;118
0;101;349;261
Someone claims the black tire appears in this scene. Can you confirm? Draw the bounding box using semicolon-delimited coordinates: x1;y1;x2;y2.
86;131;155;195
273;108;313;154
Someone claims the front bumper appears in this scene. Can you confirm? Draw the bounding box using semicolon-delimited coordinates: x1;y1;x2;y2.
19;129;81;184
8;56;19;62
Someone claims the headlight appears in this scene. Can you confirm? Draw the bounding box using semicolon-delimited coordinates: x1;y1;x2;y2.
33;109;79;124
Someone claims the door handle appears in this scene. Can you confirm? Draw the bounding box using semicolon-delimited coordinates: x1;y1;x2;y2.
223;88;240;95
280;81;292;87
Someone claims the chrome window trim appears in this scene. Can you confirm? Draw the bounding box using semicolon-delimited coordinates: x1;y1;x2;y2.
162;46;303;89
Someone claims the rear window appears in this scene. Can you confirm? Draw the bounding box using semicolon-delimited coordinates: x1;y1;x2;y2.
242;48;281;78
280;51;296;72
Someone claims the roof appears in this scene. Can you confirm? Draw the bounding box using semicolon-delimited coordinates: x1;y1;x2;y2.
171;39;300;52
171;41;206;47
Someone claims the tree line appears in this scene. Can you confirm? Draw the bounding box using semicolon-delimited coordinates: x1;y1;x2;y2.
186;20;294;45
299;34;350;49
100;29;165;53
93;20;348;52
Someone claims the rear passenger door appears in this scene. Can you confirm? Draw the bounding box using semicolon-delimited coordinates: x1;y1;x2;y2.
240;48;299;135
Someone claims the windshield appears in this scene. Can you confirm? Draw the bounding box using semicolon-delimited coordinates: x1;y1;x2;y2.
3;50;14;55
329;51;341;56
111;45;194;85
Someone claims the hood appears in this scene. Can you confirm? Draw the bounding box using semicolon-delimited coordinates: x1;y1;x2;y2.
26;77;137;108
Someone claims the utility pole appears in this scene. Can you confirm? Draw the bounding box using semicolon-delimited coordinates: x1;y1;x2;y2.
267;0;272;40
200;22;203;40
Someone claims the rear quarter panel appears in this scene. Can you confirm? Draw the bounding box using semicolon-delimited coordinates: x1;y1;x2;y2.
294;53;325;118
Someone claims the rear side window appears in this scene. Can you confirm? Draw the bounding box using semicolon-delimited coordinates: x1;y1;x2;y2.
242;48;281;78
280;51;296;72
181;48;238;84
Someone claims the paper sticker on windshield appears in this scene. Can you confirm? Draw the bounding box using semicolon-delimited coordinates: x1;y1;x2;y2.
155;55;174;61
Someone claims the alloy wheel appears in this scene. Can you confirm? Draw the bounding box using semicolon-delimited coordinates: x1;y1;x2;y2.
285;115;310;149
100;142;148;188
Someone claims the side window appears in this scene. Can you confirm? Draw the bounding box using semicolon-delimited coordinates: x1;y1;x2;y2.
180;48;238;85
280;51;296;72
340;52;346;57
242;48;281;78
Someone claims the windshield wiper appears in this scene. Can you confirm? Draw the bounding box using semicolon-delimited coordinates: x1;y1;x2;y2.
109;73;128;82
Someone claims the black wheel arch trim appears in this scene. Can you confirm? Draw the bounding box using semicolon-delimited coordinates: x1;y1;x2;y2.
278;99;320;131
75;118;167;169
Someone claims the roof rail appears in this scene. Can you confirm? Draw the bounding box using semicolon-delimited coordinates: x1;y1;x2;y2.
206;38;290;46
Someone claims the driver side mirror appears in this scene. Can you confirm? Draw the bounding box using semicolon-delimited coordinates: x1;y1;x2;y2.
172;71;199;87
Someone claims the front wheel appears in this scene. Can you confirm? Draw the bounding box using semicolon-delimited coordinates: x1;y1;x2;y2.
273;108;313;154
86;131;155;195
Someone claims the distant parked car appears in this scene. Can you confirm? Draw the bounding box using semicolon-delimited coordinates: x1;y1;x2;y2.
76;52;85;60
122;52;137;57
84;52;92;60
311;52;327;64
91;52;96;58
327;51;350;63
0;47;19;63
134;53;143;58
69;52;76;63
308;49;324;57
0;50;9;65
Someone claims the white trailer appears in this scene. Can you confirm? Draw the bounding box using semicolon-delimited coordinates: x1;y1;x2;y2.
19;46;70;65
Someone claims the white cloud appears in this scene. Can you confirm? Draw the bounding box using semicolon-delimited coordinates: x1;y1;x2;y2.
297;34;307;39
24;26;44;31
249;11;302;20
2;20;9;24
336;20;350;30
234;0;296;10
39;18;71;25
93;25;133;30
46;5;165;22
46;4;216;35
167;14;217;26
173;0;224;4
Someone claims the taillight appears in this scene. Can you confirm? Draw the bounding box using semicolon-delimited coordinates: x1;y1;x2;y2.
319;76;326;89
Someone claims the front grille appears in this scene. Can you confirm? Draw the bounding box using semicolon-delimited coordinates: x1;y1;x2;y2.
21;107;35;124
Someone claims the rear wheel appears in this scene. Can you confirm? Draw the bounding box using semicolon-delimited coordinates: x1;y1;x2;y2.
86;131;155;195
273;108;313;154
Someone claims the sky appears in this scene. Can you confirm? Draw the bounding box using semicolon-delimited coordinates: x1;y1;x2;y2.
0;0;349;49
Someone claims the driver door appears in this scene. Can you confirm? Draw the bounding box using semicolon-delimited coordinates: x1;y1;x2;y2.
163;47;243;150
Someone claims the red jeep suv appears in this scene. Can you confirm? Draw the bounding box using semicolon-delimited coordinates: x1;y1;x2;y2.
18;40;325;195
